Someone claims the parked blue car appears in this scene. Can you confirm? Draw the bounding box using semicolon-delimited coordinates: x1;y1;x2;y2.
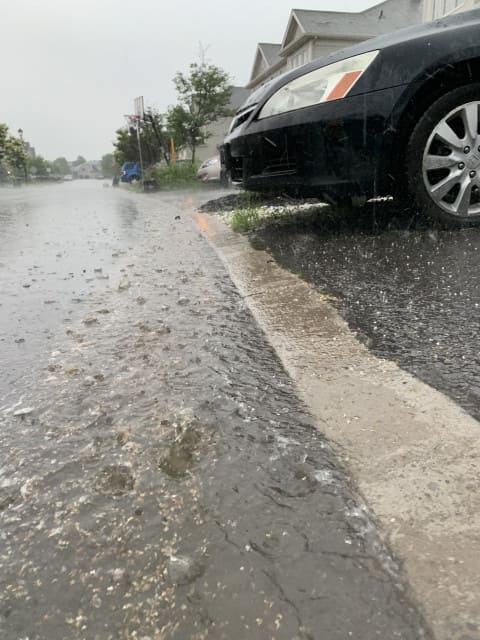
120;162;141;183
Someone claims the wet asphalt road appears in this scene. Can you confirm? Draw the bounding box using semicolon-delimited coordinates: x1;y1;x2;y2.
0;183;431;639
254;203;480;422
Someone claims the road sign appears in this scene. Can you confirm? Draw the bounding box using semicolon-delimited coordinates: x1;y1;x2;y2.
134;96;144;120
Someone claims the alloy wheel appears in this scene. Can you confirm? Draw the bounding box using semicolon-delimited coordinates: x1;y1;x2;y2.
422;101;480;218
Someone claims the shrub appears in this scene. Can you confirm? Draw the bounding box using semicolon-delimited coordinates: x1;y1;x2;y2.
150;162;200;190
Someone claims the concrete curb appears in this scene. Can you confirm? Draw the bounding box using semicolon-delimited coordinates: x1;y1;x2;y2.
193;210;480;640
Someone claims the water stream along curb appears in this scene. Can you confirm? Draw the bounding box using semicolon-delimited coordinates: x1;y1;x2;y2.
193;209;480;640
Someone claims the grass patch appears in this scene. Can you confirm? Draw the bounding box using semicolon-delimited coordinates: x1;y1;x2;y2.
230;206;262;232
229;191;265;232
237;190;262;208
230;197;330;233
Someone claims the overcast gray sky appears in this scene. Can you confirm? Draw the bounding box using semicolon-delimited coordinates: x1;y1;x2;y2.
2;0;377;161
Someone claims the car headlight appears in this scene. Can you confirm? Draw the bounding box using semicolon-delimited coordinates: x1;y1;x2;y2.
258;50;379;119
229;105;257;133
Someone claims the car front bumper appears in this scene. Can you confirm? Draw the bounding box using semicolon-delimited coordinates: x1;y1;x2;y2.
222;85;406;198
197;170;220;182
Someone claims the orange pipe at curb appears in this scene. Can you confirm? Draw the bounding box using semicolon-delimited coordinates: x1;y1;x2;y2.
194;212;215;238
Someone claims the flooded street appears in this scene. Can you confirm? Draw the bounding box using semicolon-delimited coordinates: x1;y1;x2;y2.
0;183;431;640
255;206;480;421
0;184;139;401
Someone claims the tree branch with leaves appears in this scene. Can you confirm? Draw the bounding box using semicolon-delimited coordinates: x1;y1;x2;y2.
167;62;232;163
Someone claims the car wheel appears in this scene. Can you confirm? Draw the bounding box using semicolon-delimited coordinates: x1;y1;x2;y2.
406;84;480;227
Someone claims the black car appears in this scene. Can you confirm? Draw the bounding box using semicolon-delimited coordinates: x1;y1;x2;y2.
222;9;480;227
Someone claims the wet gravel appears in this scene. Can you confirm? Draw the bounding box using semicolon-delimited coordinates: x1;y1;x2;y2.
0;183;432;639
253;202;480;422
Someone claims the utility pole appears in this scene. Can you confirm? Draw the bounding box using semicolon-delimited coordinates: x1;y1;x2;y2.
17;128;28;183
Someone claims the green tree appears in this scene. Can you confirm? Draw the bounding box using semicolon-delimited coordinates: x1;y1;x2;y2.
0;124;8;162
0;124;10;180
52;157;70;175
28;155;51;176
101;153;115;178
143;108;171;165
113;110;170;167
113;127;139;166
6;135;28;179
167;62;232;163
72;155;86;166
0;126;28;181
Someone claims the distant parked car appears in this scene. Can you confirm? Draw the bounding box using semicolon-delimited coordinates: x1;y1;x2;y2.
120;162;141;183
197;156;221;183
63;174;73;181
222;9;480;227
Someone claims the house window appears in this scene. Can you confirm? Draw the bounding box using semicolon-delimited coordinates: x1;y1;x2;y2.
291;52;306;69
431;0;464;18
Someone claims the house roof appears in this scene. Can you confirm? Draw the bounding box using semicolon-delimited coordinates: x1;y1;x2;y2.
260;43;283;67
73;161;100;171
282;0;423;51
248;0;422;88
248;43;285;88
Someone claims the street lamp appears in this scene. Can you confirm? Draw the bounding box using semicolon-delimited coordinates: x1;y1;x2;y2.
17;128;28;183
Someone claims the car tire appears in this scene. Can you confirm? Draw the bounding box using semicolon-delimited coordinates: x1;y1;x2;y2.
406;84;480;228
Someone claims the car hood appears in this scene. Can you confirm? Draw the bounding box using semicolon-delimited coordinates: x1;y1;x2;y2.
238;8;480;112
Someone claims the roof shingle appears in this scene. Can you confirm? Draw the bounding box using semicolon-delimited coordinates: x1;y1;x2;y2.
290;0;423;40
